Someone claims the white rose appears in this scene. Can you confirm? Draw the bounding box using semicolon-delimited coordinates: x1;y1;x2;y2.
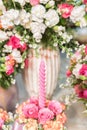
11;49;22;63
48;0;55;7
31;5;46;22
0;30;8;41
40;0;49;4
72;64;82;78
80;17;87;27
45;9;59;27
70;6;85;23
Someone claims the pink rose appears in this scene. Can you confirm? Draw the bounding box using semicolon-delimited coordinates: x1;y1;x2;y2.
30;0;39;6
79;64;87;76
22;103;38;119
0;118;4;128
6;65;14;75
74;84;82;95
30;97;38;106
38;108;54;124
7;36;21;49
83;0;87;4
58;3;73;18
66;70;72;77
85;45;87;54
83;89;87;98
48;100;62;115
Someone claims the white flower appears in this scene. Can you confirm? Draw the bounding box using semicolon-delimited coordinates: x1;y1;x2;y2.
40;0;49;4
0;30;8;41
70;6;85;24
45;9;59;27
33;32;42;42
31;5;46;22
14;0;26;6
3;45;12;53
14;10;31;28
11;49;22;63
30;22;46;34
48;0;55;7
72;64;82;78
79;17;87;27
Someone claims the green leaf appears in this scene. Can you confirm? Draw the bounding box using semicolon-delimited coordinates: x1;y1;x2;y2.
79;75;87;80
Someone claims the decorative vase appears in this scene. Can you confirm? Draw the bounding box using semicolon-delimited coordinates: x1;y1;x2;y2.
0;84;18;112
23;47;60;99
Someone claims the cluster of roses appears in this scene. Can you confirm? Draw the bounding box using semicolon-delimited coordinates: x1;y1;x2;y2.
13;97;66;130
66;44;87;109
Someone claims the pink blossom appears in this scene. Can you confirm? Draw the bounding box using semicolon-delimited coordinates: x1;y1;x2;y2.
29;97;38;106
85;45;87;54
83;89;87;99
79;64;87;76
66;70;72;77
0;118;4;128
7;36;21;49
30;0;39;6
38;108;54;124
83;0;87;4
58;3;74;18
6;65;14;75
48;100;62;115
74;84;82;95
22;103;38;119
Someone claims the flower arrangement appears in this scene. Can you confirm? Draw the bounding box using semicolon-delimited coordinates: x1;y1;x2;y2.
0;34;28;88
65;45;87;110
13;97;66;130
1;0;87;88
0;108;13;130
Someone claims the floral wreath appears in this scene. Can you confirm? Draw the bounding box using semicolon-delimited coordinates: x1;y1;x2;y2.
0;0;87;88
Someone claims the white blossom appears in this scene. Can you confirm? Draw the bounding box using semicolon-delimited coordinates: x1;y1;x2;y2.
0;31;8;41
31;5;46;22
72;64;82;78
14;0;26;6
11;49;23;63
45;9;59;27
70;6;86;26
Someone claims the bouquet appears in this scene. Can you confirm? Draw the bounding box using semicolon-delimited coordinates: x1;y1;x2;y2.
13;97;66;130
0;108;13;130
65;45;87;110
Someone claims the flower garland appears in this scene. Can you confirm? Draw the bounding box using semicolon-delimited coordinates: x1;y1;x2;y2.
13;97;66;130
65;45;87;110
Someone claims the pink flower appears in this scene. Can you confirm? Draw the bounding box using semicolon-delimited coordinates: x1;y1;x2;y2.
29;97;38;106
20;43;27;52
7;36;21;49
83;0;87;4
30;0;39;6
0;118;4;128
79;64;87;76
48;100;62;115
6;65;14;75
83;89;87;99
74;84;82;95
58;3;73;18
22;103;38;119
85;45;87;54
66;70;72;77
38;108;54;124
